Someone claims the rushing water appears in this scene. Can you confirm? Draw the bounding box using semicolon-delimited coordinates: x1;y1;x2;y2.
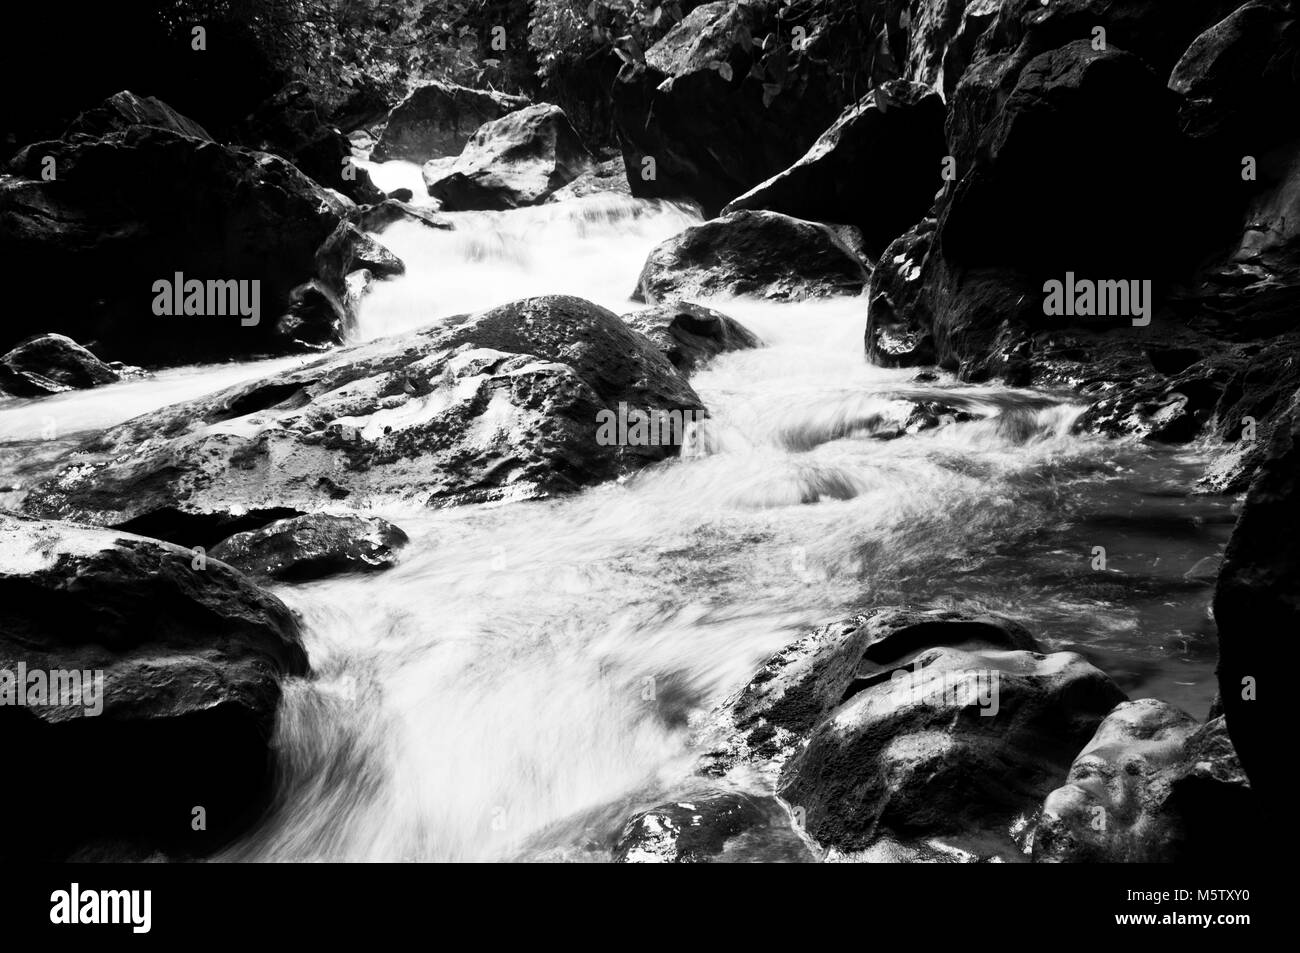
0;164;1236;861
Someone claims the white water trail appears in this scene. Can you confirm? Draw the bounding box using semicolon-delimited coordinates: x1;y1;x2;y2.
0;169;1218;862
209;179;1104;863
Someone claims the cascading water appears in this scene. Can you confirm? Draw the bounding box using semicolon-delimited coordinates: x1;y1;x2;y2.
0;161;1234;862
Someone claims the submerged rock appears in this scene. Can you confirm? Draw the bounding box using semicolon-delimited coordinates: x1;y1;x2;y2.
613;790;815;863
0;513;308;859
1033;700;1255;862
373;81;529;163
23;295;704;545
423;104;594;210
355;199;455;234
621;302;761;375
634;211;870;304
0;334;120;396
210;513;409;582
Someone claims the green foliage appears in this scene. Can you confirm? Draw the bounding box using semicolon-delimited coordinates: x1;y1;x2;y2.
527;1;684;82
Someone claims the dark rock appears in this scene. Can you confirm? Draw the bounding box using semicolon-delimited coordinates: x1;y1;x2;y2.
209;513;408;582
700;606;1124;859
621;302;761;375
634;210;870;304
0;513;308;859
354;199;455;234
613;790;815;863
328;80;393;137
1171;0;1298;145
63;90;212;141
234;82;385;204
423;104;594;210
545;156;631;203
867;40;1215;382
22;295;704;543
0;334;120;396
1213;386;1298;807
897;0;1005;101
1033;700;1256;862
722;80;946;259
1;125;375;365
386;188;414;202
612;0;881;217
372;82;529;163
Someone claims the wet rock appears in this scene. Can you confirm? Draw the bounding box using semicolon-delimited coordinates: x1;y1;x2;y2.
372;81;529;163
234;82;385;204
634;211;870;305
209;513;408;582
1213;386;1299;806
545;156;631;203
611;0;889;216
0;513;308;859
22;295;704;544
63;89;212;141
354;199;455;234
1032;700;1256;862
1;125;374;365
867;40;1214;382
0;334;120;396
722;80;946;260
423;104;595;210
613;790;815;863
700;607;1124;860
621;302;761;375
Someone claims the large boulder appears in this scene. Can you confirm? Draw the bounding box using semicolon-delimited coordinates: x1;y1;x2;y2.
63;89;213;141
634;210;870;304
621;302;761;375
722;80;947;259
1;125;387;365
371;81;529;163
1213;387;1298;808
612;0;883;216
209;513;408;583
1171;2;1300;335
700;607;1125;860
866;41;1208;381
0;513;308;859
423;104;595;210
22;295;704;546
1170;0;1298;144
234;82;385;204
0;334;120;397
1032;699;1255;862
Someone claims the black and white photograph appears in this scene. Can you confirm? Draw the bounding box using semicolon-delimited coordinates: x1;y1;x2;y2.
0;0;1280;932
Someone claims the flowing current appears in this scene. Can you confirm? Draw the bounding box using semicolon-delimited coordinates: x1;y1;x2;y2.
0;161;1235;862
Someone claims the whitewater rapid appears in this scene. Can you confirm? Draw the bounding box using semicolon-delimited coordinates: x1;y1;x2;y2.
0;167;1232;861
